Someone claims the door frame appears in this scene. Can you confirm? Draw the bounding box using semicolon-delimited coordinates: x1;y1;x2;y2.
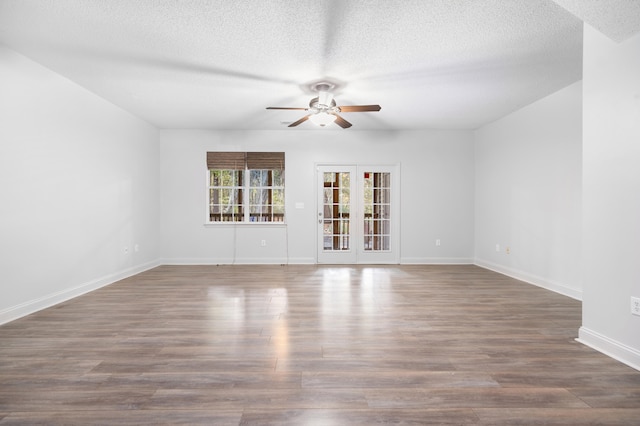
316;163;400;264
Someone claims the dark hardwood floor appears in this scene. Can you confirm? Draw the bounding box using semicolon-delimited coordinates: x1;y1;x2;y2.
1;265;639;425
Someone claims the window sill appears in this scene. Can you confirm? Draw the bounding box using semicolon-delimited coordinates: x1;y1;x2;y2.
203;222;287;228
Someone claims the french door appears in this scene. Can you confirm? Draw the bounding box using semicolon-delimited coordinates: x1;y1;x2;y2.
317;164;399;264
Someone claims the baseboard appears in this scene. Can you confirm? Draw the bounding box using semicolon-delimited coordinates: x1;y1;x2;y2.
0;259;161;325
165;257;475;265
474;258;582;300
577;327;640;372
283;257;316;265
161;257;315;265
233;257;291;265
401;257;474;265
161;257;235;265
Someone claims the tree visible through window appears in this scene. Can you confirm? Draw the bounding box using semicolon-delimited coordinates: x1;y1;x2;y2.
207;152;285;223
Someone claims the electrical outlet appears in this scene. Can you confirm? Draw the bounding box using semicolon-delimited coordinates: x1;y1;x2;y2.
261;240;266;247
435;239;441;246
495;244;500;252
123;246;129;254
631;297;640;316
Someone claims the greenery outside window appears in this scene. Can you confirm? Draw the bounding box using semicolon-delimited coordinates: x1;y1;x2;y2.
207;152;285;223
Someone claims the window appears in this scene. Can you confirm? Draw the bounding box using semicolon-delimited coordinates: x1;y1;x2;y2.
207;152;285;223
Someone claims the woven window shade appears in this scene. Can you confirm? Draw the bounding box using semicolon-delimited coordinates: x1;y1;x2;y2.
206;152;246;170
246;152;285;170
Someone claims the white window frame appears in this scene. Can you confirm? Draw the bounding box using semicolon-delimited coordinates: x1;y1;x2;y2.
206;155;285;225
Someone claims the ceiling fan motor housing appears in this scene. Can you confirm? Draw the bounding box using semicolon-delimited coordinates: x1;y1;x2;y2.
309;96;339;113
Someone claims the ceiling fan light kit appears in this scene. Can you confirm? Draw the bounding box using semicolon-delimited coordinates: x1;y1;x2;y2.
309;111;337;127
266;81;381;129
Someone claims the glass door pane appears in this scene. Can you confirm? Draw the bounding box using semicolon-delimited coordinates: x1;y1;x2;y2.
363;172;391;251
323;171;351;251
317;166;357;264
357;165;398;264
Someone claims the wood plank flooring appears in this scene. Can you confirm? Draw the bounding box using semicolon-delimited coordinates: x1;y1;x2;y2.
1;264;639;425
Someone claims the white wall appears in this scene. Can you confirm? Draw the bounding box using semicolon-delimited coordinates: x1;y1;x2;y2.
0;46;160;324
474;81;583;299
579;26;640;369
159;129;475;265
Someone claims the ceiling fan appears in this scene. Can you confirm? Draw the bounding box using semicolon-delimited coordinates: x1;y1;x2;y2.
266;82;381;128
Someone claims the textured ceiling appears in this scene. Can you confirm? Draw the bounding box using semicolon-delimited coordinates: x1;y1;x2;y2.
0;1;637;130
552;0;640;42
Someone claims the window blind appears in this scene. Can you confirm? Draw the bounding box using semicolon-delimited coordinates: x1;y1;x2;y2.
207;152;285;170
246;152;285;170
206;152;246;170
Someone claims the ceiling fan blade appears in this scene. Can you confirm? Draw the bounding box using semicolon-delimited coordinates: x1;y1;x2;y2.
288;115;311;127
333;114;353;129
266;107;308;110
338;105;382;112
